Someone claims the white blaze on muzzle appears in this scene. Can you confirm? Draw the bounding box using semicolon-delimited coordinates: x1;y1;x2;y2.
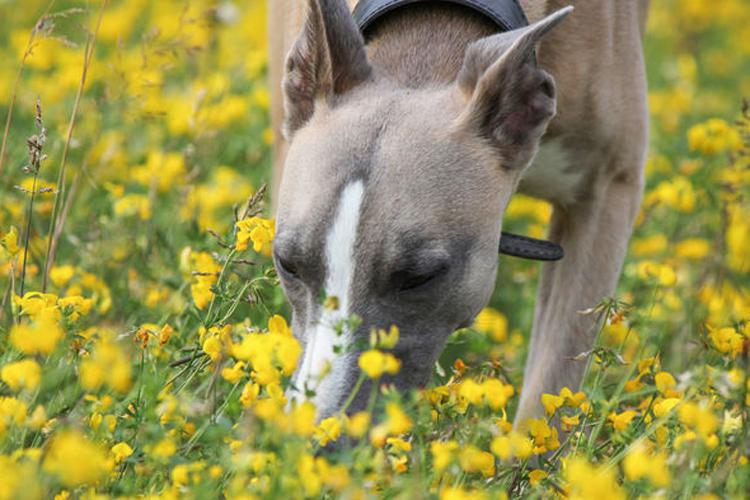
290;180;365;417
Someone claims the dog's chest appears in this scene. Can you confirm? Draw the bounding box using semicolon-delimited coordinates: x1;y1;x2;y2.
517;139;584;206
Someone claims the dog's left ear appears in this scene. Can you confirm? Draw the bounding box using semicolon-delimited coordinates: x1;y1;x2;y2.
283;0;372;138
456;7;573;169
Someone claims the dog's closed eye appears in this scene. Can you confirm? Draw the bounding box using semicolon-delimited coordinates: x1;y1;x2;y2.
391;263;449;292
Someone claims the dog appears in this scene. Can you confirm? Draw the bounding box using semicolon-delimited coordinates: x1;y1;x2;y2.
268;0;650;424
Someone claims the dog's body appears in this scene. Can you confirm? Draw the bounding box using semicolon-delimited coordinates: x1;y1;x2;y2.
268;0;649;423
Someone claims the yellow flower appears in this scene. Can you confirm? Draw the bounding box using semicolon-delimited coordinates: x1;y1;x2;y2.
525;419;560;454
431;440;459;471
1;359;41;392
203;335;223;362
653;398;681;418
235;217;275;255
644;177;696;213
79;331;132;393
315;416;342;446
386;402;413;435
623;442;670;487
231;316;301;384
1;226;20;256
113;194;152;220
654;371;678;396
609;410;638;431
240;382;260;408
221;361;246;384
632;234;668;257
111;442;134;464
358;349;401;379
565;456;625;500
687;118;742;155
528;469;548;487
289;402;316;437
473;307;508;342
458;378;484;405
370;324;400;349
386;437;412;453
708;326;744;358
346;411;371;439
482;378;514;410
637;261;677;286
49;265;75;288
458;445;495;477
9;311;64;356
151;437;177;460
541;393;565;416
43;430;112;487
440;487;488;500
675;238;711;260
679;401;718;441
0;396;28;428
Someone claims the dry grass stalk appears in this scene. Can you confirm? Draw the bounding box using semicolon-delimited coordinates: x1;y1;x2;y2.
19;99;48;296
42;0;109;292
0;1;57;180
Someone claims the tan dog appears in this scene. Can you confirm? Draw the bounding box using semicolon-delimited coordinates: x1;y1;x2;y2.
268;0;650;423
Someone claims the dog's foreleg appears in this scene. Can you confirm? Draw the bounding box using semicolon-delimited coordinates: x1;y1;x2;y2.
514;161;644;425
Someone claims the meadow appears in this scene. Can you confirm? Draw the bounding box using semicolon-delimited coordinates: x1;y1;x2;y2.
0;0;748;498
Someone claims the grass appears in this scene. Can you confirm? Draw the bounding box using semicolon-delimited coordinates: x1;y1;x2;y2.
0;0;749;498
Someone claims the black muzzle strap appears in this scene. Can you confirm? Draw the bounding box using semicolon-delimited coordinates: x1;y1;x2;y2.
499;232;564;261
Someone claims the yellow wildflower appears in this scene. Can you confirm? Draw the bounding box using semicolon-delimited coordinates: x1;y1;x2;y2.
235;217;275;255
565;456;626;500
43;430;111;487
609;410;638;431
623;442;671;487
653;398;681;418
346;411;371;438
675;238;711;260
315;416;342;446
221;361;246;383
1;226;21;255
440;487;488;500
528;469;548;487
708;326;744;358
431;440;459;471
49;265;75;288
358;349;401;379
458;445;495;477
541;393;564;416
111;442;134;464
654;371;678;396
1;359;42;392
687;118;742;155
9;311;64;356
473;307;508;342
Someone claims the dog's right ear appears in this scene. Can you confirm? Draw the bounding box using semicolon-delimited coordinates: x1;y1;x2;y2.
455;7;573;169
283;0;372;138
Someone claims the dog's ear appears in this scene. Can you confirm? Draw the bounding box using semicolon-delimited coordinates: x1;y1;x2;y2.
456;7;573;169
283;0;372;137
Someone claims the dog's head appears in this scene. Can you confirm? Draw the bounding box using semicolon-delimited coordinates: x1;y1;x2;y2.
276;0;571;418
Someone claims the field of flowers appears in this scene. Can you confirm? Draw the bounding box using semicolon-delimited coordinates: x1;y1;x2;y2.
0;0;748;498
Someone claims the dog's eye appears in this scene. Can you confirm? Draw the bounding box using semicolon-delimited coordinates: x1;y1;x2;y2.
393;265;448;292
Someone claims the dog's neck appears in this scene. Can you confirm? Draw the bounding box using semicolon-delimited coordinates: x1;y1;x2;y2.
363;3;499;88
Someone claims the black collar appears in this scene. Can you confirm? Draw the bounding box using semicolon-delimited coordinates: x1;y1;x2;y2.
353;0;530;34
353;0;563;262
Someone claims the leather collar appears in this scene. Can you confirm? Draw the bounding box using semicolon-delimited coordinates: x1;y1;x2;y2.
351;0;563;261
353;0;529;34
